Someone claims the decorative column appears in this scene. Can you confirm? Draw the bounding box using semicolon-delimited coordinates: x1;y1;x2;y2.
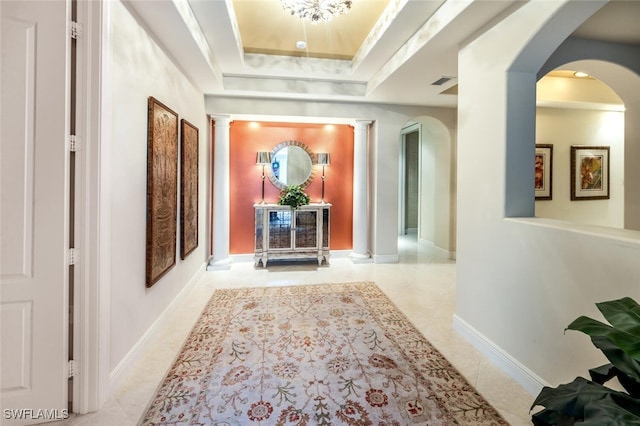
350;120;372;262
208;115;233;270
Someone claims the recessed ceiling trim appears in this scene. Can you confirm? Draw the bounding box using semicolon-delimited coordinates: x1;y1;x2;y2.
223;0;246;66
224;75;367;96
244;47;352;61
367;0;473;95
243;53;354;78
352;0;408;68
228;113;355;125
172;0;224;83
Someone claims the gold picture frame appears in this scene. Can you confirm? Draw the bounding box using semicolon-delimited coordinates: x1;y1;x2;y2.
570;145;610;201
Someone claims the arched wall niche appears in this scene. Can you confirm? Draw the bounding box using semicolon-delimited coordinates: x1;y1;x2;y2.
536;59;640;230
537;50;640;231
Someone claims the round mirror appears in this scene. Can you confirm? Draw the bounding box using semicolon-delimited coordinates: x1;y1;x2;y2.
268;141;316;190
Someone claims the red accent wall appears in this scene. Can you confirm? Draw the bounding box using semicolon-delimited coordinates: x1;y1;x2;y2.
228;121;354;254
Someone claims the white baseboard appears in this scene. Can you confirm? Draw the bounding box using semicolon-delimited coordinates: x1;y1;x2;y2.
373;254;399;263
230;254;254;263
108;262;207;393
452;314;549;396
330;250;351;259
417;238;455;259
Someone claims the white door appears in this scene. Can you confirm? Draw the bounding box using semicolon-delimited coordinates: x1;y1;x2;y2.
1;1;70;424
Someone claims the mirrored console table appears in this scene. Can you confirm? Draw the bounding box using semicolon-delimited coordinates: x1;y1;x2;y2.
254;203;330;267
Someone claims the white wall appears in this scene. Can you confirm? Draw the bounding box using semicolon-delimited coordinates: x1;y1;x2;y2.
455;0;640;395
205;96;456;261
109;0;208;377
415;116;455;254
535;107;624;228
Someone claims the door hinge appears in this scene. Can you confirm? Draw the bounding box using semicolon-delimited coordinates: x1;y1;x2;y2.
67;135;79;152
67;248;78;265
70;21;82;40
68;360;77;379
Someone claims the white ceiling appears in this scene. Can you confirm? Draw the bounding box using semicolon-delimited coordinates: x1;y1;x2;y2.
125;0;640;108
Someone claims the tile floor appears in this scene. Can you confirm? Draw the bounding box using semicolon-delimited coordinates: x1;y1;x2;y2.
59;234;534;425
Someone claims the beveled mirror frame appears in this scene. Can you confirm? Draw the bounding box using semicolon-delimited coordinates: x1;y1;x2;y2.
267;140;317;190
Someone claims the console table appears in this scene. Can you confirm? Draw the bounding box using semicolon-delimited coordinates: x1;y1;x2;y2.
254;203;331;267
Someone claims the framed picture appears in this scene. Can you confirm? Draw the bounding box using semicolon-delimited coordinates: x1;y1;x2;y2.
146;97;178;287
570;145;610;201
535;144;553;200
180;119;199;260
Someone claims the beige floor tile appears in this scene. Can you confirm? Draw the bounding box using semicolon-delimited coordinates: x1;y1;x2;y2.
62;234;534;425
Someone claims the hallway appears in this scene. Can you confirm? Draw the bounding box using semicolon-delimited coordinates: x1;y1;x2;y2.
59;235;532;425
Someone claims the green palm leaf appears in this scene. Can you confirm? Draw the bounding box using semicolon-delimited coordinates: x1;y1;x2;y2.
531;377;640;425
532;297;640;425
567;299;640;361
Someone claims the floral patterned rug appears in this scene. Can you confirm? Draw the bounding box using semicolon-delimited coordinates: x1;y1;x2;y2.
139;282;507;425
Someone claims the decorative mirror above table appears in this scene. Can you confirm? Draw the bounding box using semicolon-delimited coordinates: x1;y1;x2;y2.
267;140;316;190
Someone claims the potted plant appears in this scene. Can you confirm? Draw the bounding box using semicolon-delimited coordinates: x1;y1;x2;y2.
531;297;640;425
277;184;310;210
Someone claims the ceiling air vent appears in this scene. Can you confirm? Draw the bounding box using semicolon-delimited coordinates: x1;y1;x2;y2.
431;76;454;86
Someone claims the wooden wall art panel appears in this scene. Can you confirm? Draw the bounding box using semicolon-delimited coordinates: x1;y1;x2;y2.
180;119;199;259
146;97;178;287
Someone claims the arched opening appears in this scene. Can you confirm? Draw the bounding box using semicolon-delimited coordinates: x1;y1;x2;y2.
399;122;420;236
398;116;455;259
535;63;628;229
536;59;640;231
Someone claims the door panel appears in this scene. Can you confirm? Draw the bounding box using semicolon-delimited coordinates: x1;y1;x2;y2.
404;131;419;231
1;1;70;424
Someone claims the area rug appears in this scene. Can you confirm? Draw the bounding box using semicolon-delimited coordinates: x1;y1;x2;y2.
139;282;507;425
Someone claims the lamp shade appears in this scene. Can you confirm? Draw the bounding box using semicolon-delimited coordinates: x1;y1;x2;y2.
316;153;331;166
256;151;271;165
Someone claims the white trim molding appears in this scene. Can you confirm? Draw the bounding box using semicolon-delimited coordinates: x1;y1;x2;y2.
417;238;455;260
452;314;549;396
73;0;110;413
372;254;399;264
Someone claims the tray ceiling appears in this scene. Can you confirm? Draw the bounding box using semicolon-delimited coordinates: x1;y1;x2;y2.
125;0;640;107
233;0;389;59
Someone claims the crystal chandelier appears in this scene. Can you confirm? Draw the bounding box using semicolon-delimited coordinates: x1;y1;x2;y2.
280;0;353;23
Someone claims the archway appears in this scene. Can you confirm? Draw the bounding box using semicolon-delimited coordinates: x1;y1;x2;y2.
535;62;631;229
398;116;455;259
537;59;640;231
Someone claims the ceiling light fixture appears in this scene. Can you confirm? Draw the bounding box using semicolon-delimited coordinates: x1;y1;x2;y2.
280;0;352;24
574;71;590;78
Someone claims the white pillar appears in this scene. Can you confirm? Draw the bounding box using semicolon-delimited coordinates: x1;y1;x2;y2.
208;115;233;270
350;120;372;263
